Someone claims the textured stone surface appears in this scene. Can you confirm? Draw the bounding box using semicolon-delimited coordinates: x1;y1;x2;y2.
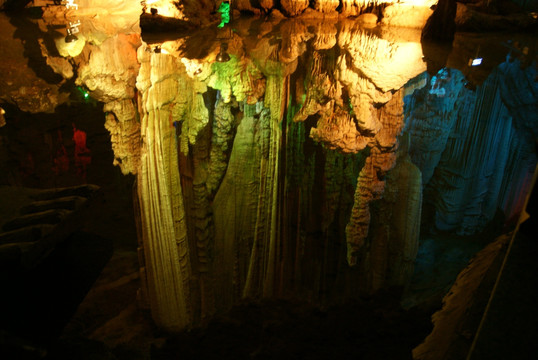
405;60;537;236
405;69;466;186
313;0;340;13
135;48;193;331
382;4;434;29
280;0;309;17
128;17;431;330
76;34;141;103
104;100;141;175
412;235;509;360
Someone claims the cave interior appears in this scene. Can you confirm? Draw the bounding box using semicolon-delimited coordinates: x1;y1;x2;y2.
0;0;537;359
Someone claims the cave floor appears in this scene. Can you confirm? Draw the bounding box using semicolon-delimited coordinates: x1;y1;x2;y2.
45;228;494;360
51;248;434;360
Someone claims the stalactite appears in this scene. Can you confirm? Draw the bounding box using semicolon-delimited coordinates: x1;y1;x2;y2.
367;132;422;292
138;107;192;331
312;22;338;51
128;15;433;329
76;33;141;102
261;103;281;297
427;69;526;234
213;105;276;309
206;99;236;195
234;0;261;14
381;1;435;29
280;0;309;17
495;57;538;222
313;0;340;13
135;46;194;331
243;107;273;299
310;106;370;153
207;53;266;104
279;21;312;64
405;69;466;186
346;147;398;266
259;0;275;12
340;0;386;16
104;99;141;175
187;123;216;321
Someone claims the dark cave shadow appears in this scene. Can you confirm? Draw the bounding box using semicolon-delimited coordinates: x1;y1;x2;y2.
8;8;65;85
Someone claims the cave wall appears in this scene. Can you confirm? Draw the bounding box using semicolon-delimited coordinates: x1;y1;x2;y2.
405;59;537;235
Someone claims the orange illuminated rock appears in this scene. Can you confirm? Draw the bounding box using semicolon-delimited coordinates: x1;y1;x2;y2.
280;0;309;17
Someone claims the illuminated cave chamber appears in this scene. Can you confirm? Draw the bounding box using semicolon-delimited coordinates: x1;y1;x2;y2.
126;16;434;330
115;2;538;334
0;0;537;358
117;3;538;337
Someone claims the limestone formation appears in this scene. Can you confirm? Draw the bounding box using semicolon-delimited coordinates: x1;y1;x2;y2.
313;0;340;13
382;1;435;29
412;235;510;360
17;4;535;335
76;34;141;103
311;22;338;50
0;185;102;268
149;0;439;27
259;0;275;12
405;68;466;186
135;46;193;331
280;0;309;17
104;100;141;175
235;0;261;14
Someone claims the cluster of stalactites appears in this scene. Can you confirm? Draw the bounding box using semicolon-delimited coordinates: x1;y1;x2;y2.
232;0;436;23
234;0;389;16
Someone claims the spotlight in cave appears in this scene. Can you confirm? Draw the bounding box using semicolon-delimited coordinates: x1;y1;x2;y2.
216;42;230;62
65;33;78;43
65;20;81;43
469;58;483;66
